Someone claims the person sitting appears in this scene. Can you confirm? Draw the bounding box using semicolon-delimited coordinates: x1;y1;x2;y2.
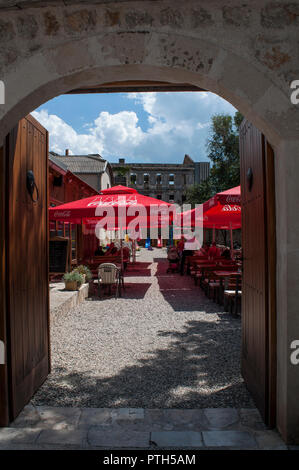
106;242;118;256
208;242;221;259
94;245;104;256
198;243;209;256
221;247;231;259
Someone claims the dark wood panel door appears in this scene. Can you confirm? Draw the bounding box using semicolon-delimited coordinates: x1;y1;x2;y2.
5;115;50;420
0;145;9;426
239;120;276;426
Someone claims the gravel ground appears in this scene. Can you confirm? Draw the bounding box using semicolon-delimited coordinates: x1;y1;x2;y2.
32;248;254;408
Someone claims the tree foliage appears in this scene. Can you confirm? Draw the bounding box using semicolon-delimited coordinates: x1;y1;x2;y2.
186;110;242;206
185;180;213;206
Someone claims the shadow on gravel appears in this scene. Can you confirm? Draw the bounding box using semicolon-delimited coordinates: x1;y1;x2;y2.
124;269;152;277
31;317;253;409
125;262;152;277
87;282;151;300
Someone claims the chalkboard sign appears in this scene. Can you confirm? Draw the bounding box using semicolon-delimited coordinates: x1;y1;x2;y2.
49;237;69;274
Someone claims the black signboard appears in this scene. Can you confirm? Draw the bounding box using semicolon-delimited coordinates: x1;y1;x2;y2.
49;237;69;274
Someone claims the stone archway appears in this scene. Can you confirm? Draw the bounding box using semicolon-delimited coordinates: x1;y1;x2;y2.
0;0;299;443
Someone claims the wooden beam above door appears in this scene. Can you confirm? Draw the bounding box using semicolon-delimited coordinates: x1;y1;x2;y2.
66;80;207;94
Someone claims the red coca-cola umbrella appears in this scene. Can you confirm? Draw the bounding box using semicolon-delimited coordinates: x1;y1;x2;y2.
177;186;241;230
50;185;174;268
49;185;173;228
203;185;241;230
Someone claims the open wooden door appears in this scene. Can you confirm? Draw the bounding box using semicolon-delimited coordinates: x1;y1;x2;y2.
4;115;50;421
239;120;276;427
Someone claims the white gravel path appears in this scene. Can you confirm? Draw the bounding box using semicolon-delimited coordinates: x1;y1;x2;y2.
32;248;253;408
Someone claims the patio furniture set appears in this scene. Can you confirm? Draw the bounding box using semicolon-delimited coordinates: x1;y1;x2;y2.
186;255;242;315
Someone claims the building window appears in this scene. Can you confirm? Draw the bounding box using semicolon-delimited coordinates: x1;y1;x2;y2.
130;173;137;185
169;194;174;202
156;173;162;184
144;173;149;184
169;174;175;185
115;174;126;185
183;174;187;185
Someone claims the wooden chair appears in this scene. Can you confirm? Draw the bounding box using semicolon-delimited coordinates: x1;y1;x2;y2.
223;274;242;315
198;265;217;288
98;263;121;299
206;272;222;301
190;259;211;282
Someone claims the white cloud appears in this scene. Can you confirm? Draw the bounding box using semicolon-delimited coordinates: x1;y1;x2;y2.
32;109;103;155
93;111;144;151
33;92;236;163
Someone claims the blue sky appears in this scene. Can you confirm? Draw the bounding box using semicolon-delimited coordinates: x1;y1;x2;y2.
33;92;236;164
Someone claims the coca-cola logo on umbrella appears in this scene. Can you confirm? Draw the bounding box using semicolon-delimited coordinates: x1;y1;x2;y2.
87;196;138;207
53;210;71;217
222;205;241;212
225;195;241;204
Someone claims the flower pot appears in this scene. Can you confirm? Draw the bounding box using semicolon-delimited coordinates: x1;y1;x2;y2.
64;280;79;291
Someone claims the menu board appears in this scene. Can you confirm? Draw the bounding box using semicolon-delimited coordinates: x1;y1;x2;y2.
49;237;69;274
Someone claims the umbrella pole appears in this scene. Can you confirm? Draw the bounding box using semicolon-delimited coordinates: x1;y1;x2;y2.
133;239;136;263
229;222;234;260
120;228;124;273
212;225;215;243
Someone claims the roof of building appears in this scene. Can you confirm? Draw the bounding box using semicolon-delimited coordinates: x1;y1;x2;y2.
48;152;99;195
49;153;68;173
111;155;207;170
49;152;107;174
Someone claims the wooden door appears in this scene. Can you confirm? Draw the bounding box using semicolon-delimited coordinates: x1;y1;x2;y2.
0;146;9;426
4;115;50;421
239;120;276;426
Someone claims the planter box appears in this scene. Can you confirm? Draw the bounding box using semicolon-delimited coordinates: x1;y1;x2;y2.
64;280;79;291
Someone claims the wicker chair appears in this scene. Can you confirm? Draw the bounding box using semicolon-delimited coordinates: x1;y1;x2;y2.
98;263;121;299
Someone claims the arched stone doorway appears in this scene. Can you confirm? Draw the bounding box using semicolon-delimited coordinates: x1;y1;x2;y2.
0;1;299;444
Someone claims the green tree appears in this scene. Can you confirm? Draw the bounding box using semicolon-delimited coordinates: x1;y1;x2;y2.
207;110;242;193
186;179;213;207
186;110;242;206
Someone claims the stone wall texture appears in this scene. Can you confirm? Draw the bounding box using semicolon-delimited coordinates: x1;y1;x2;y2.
0;0;298;143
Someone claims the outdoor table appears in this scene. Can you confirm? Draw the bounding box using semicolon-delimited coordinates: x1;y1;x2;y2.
193;259;216;271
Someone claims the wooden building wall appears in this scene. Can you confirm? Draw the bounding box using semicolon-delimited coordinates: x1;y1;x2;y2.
49;160;98;265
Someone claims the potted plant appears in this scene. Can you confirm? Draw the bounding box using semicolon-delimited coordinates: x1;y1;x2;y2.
73;265;92;283
63;271;84;291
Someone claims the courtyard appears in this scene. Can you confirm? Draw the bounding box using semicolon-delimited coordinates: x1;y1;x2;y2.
32;248;252;410
0;248;288;450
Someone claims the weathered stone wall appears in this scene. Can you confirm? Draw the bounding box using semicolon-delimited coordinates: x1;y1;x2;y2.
0;1;299;143
111;160;200;203
0;0;299;444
